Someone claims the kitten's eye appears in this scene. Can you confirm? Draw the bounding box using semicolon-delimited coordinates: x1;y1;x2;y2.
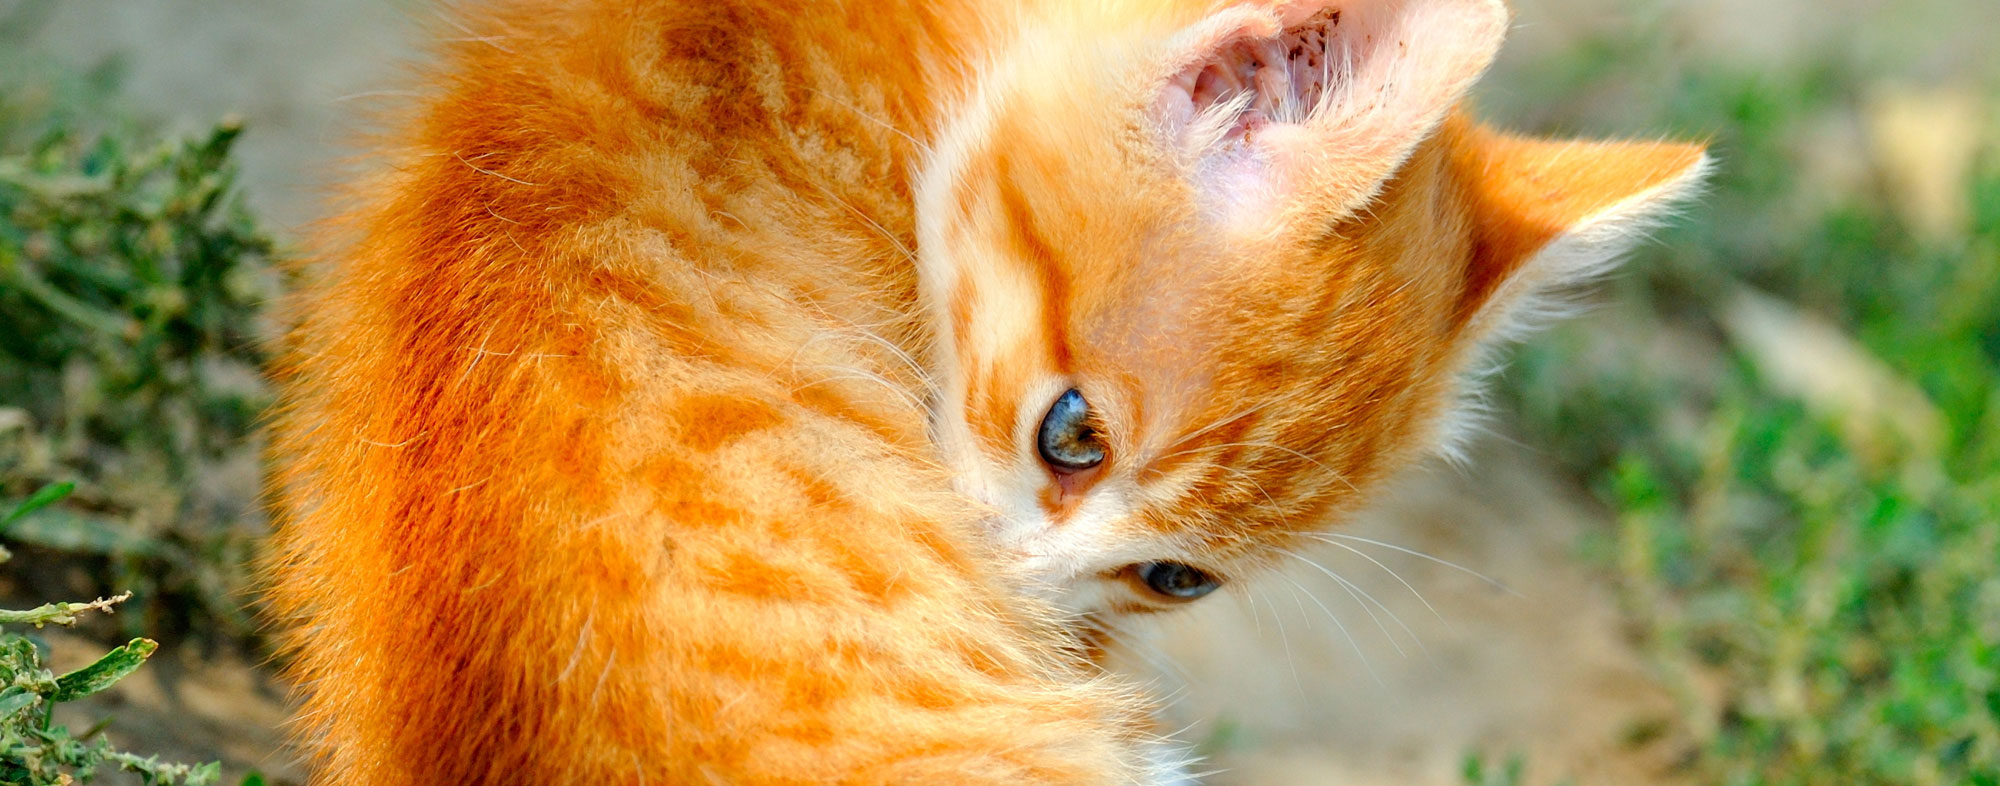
1131;561;1221;601
1037;388;1105;472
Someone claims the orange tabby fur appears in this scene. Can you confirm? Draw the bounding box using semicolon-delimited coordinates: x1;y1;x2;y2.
266;2;1167;783
917;0;1706;621
265;0;1705;783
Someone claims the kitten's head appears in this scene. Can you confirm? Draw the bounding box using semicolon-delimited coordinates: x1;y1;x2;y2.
916;0;1707;619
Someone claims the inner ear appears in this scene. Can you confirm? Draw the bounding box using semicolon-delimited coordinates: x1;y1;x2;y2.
1149;0;1510;233
1159;7;1344;144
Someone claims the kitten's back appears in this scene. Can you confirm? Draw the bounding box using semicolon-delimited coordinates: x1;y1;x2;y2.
264;1;1163;782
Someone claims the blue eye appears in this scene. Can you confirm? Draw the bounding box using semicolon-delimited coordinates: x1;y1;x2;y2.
1133;561;1221;601
1037;388;1105;472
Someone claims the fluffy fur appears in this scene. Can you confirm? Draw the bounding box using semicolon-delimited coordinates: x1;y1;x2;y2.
265;0;1705;782
916;0;1707;620
266;1;1176;783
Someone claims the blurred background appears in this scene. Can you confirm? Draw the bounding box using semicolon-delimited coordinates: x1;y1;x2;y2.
1;0;1996;784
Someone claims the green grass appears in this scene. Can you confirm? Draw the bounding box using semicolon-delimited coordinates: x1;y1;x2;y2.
0;73;274;784
1489;24;2000;786
0;79;273;638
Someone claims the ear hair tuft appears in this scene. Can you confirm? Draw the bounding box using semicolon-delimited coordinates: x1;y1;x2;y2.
1149;0;1511;233
1163;7;1349;151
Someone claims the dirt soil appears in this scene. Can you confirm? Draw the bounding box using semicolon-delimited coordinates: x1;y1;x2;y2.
1140;440;1688;786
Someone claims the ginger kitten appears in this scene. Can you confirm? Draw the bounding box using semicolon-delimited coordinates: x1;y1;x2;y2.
265;0;1703;783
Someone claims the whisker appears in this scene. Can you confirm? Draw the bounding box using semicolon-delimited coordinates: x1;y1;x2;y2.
1237;588;1266;638
843;330;933;398
801;87;933;156
1150;436;1251;467
1156;714;1204;748
1095;616;1197;686
1156;439;1360;494
807;180;917;265
1210;463;1284;512
790;368;925;412
1259;583;1306;694
437;14;517;54
1240;441;1354;491
1278;549;1415;659
792;326;936;401
1267;555;1383;688
1308;532;1520;596
1270;570;1346;647
453;150;540;186
1308;537;1455;634
1156;402;1271;456
1152;683;1194;715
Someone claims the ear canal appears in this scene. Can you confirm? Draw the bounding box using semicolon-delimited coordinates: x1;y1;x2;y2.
1152;0;1511;233
1442;112;1712;331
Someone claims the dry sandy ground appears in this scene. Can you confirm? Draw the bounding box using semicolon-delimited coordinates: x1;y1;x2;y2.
15;0;1995;784
1136;443;1681;786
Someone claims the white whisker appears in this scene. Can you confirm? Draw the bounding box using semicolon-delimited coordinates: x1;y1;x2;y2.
1309;532;1519;596
1269;555;1382;687
437;14;516;54
1278;549;1416;659
1161;402;1272;455
1238;587;1266;638
1270;570;1345;648
808;180;917;266
791;368;924;412
1309;537;1455;634
1211;463;1284;512
791;324;936;403
1259;583;1305;694
802;87;933;157
1160;437;1361;495
1094;616;1197;686
453;150;540;186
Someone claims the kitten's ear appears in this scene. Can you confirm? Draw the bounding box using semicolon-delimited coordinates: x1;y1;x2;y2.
1445;115;1711;335
1151;0;1509;233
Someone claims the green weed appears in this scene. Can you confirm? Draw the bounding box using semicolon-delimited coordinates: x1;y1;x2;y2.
0;484;236;786
0;84;273;637
1493;25;2000;786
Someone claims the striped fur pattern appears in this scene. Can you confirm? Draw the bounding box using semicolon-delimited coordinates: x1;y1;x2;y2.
264;0;1703;782
916;0;1706;621
265;1;1181;783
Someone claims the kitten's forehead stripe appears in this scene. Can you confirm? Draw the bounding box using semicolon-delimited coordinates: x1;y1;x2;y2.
952;288;1014;462
995;152;1074;375
946;272;975;355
